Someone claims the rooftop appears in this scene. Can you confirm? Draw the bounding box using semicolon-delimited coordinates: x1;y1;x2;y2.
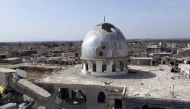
38;64;190;102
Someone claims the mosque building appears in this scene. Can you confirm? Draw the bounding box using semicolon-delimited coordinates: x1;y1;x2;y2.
36;22;190;109
81;22;128;76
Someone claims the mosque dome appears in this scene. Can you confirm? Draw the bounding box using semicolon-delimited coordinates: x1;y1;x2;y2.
81;22;128;76
81;22;128;60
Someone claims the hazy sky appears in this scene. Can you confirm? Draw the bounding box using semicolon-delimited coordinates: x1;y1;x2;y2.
0;0;190;42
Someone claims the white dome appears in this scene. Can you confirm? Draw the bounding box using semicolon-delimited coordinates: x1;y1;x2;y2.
81;22;128;60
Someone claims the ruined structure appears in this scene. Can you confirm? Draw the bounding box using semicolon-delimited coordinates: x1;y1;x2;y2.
177;47;190;57
33;23;190;109
1;23;190;109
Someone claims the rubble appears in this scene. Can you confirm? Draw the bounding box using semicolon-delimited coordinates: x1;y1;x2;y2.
0;24;190;109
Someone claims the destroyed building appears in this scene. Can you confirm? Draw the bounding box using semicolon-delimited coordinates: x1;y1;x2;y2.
177;47;190;57
0;21;190;109
31;23;190;109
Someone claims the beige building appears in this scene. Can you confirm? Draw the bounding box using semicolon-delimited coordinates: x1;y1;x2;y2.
177;48;190;57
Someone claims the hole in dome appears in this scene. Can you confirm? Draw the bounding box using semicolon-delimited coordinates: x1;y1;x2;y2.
102;46;106;49
99;51;103;56
102;23;116;32
110;28;116;32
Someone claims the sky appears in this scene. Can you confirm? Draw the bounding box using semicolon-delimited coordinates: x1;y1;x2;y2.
0;0;190;42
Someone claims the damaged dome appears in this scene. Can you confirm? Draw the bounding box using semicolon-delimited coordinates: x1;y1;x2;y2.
81;22;128;60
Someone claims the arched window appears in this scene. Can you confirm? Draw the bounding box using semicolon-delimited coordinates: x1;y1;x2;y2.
142;105;165;109
93;63;96;72
97;92;106;103
120;61;124;71
114;99;122;109
102;63;106;72
60;89;87;105
112;63;116;72
142;105;149;109
85;63;88;71
59;88;69;100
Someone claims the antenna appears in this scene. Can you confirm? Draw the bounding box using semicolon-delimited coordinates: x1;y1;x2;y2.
104;15;106;22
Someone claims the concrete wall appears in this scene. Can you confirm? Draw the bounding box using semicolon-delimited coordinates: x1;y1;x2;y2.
36;83;190;109
36;84;124;109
